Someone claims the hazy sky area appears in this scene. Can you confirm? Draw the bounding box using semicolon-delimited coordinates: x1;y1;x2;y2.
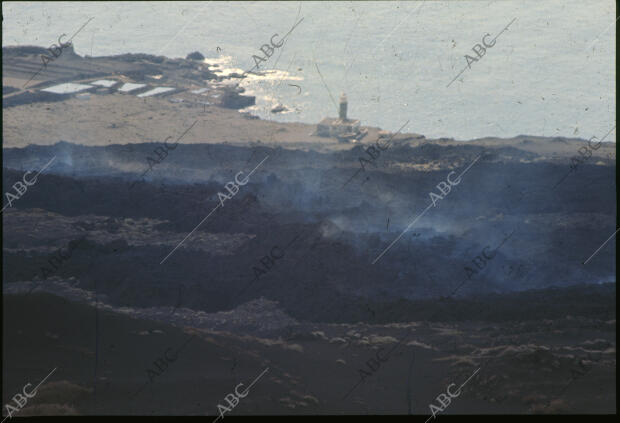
2;0;616;141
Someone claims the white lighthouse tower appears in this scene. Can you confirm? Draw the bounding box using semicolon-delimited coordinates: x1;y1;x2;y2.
316;92;362;141
339;93;348;121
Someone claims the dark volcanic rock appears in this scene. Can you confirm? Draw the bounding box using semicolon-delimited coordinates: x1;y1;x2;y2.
271;104;288;114
3;85;20;95
186;51;205;61
2;45;51;56
3;91;66;108
111;52;166;64
220;89;255;109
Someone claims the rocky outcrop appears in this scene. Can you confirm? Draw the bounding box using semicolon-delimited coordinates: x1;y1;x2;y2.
271;104;288;114
186;51;205;61
219;88;255;109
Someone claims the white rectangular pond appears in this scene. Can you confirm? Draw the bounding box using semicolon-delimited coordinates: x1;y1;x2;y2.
136;87;176;98
118;83;147;93
91;79;118;88
40;83;93;94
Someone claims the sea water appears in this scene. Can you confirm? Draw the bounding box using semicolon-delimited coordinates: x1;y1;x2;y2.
2;0;616;141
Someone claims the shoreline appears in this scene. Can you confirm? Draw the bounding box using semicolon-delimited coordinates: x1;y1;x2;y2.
2;45;615;162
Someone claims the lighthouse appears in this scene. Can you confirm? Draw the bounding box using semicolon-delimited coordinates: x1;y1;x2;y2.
339;93;348;121
316;92;363;141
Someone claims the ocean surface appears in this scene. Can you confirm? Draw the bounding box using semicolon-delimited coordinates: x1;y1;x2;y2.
2;0;616;141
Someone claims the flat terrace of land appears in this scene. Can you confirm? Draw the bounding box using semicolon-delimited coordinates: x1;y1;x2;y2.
2;92;388;151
